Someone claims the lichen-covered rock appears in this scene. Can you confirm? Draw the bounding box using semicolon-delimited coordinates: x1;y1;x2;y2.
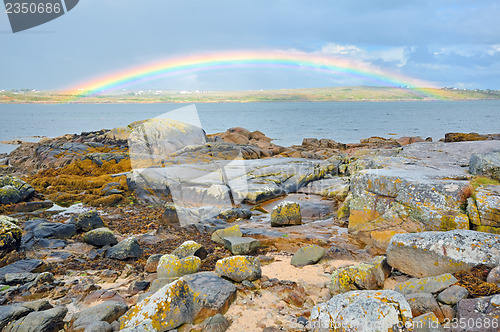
387;230;500;278
467;185;500;234
270;202;302;227
223;236;260;255
349;167;470;253
0;175;35;204
76;210;105;232
470;151;500;181
330;256;391;295
120;272;236;331
298;177;350;201
0;217;22;255
106;237;142;260
310;290;413;332
82;227;118;247
211;225;242;245
157;254;201;280
412;312;444;332
171;240;206;259
290;244;325;267
215;256;261;282
395;274;458;295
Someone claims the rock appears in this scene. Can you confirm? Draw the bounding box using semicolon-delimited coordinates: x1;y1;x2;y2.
182;272;237;322
223;236;260;255
0;218;22;254
412;312;444;332
128;280;150;295
310;290;413;331
32;222;77;239
83;321;113;332
144;254;163;273
72;301;128;330
454;296;500;332
161;205;180;226
196;313;230;332
436;285;469;305
106;237;142;260
211;225;242;245
486;266;500;284
395;274;458;295
329;256;391;295
215;256;261;282
468;186;500;233
21;300;52;311
470;151;500;181
387;230;500;278
0;305;33;330
444;132;497;142
405;293;445;322
172;240;206;259
82;228;118;247
4;272;38;285
270;202;302;227
297;177;350;201
349;166;470;252
76;211;105;232
439;304;456;321
0;176;35;204
217;208;252;222
156;254;201;280
0;259;45;283
4;306;67;332
290;244;325;267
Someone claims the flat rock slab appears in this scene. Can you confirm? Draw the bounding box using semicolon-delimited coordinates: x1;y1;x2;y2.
223;236;260;255
0;259;44;283
387;230;500;278
395;274;458;295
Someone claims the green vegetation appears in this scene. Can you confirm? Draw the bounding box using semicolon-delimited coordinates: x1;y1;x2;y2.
470;176;500;188
2;86;500;103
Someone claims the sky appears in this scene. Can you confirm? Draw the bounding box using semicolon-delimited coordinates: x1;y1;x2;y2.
1;0;500;91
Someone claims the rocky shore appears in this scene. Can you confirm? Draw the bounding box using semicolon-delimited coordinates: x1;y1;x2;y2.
1;118;500;331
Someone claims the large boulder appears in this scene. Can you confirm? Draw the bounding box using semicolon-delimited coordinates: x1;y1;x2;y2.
310;290;413;332
467;185;500;234
470;151;500;181
155;254;201;282
0;175;35;204
387;230;500;278
330;256;391;295
120;272;235;331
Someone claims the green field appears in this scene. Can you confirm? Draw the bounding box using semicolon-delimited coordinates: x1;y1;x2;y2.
2;86;500;103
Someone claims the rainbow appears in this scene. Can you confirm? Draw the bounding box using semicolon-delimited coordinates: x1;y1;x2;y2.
67;50;439;99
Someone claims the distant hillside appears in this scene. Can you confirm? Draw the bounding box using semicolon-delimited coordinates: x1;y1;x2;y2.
2;86;500;103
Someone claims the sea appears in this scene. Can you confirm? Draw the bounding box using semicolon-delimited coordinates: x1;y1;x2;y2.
0;100;499;154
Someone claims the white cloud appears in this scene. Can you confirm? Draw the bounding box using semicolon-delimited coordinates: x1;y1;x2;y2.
316;43;407;66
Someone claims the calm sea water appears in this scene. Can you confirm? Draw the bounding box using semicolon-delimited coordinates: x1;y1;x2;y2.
0;101;499;154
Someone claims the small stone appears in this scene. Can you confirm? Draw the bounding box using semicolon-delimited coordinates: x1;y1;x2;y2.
439;304;456;321
197;313;230;332
76;210;105;232
72;301;128;330
291;244;325;267
34;272;54;285
82;228;118;247
241;280;256;290
395;274;458;295
128;280;150;295
172;240;207;259
0;218;22;254
491;294;500;307
84;321;113;332
106;237;142;260
215;256;261;282
270;202;302;227
436;285;469;305
211;225;242;245
223;236;260;255
144;254;162;273
161;205;180;226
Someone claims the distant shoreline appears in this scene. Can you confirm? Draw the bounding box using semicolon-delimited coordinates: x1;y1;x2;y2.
2;86;500;104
